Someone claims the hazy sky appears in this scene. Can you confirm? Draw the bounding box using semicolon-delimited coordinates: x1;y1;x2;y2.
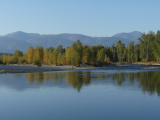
0;0;160;36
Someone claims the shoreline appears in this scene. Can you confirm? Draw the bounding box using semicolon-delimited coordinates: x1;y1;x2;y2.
1;64;160;73
0;65;77;73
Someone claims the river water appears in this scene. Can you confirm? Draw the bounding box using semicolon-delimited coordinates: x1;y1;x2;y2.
0;68;160;120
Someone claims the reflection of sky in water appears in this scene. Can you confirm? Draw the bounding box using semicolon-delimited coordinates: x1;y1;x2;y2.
0;70;160;96
0;70;160;120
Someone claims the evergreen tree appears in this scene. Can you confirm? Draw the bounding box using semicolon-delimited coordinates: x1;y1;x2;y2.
134;44;140;62
128;42;135;63
110;44;117;62
97;48;105;64
152;30;160;61
138;31;155;61
116;40;125;63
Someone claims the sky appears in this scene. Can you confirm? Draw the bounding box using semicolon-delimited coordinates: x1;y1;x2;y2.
0;0;160;37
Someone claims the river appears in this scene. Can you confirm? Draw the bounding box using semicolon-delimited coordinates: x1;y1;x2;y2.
0;68;160;120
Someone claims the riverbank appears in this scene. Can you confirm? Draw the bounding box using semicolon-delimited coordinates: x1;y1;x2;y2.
0;65;77;73
134;61;160;65
1;64;160;73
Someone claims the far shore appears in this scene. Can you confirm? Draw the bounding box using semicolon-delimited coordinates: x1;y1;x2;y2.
1;64;160;73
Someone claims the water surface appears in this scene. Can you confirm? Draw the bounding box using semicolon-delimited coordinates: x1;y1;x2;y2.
0;69;160;120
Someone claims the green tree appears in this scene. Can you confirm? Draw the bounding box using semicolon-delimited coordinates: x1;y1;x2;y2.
13;50;23;63
134;44;140;62
97;48;105;64
116;40;125;63
127;42;135;63
110;44;117;62
82;46;91;64
90;46;97;65
74;40;83;66
138;31;155;61
13;50;23;57
152;30;160;61
0;56;3;64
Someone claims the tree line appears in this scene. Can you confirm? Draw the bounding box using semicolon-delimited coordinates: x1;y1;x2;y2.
0;30;160;66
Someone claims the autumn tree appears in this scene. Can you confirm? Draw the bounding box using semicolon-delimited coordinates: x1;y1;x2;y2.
33;46;44;65
26;46;35;64
57;53;62;64
2;54;7;64
52;45;65;65
43;47;54;65
65;47;71;65
48;47;54;65
66;40;83;66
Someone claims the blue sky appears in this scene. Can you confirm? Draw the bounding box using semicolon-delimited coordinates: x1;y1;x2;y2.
0;0;160;36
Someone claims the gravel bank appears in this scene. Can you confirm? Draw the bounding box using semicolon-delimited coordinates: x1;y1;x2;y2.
1;64;160;73
0;65;76;73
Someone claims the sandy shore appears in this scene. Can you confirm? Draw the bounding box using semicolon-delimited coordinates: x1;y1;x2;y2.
1;64;160;73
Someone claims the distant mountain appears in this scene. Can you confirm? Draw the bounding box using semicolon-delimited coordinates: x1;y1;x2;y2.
0;31;142;53
0;36;34;53
112;31;142;41
27;34;74;48
5;31;41;41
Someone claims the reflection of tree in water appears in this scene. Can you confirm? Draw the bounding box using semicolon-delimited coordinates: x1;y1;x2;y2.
127;72;141;85
140;71;160;96
65;72;91;91
26;73;35;84
25;71;160;95
115;73;126;85
26;72;65;84
26;72;91;91
27;73;45;84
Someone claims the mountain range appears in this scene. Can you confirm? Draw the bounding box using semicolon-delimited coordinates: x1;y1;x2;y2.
0;31;142;53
